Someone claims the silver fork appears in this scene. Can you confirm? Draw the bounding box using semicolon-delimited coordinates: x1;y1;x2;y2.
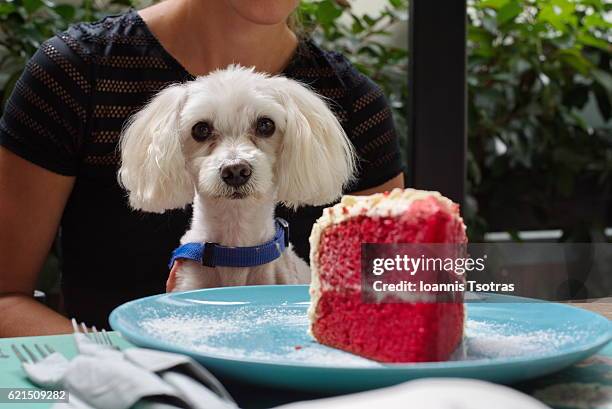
0;348;9;358
11;343;56;364
71;318;119;350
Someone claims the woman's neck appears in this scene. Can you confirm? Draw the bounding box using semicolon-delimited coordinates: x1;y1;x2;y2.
138;0;299;76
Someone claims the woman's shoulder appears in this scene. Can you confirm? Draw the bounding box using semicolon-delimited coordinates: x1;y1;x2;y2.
0;10;179;176
286;39;385;114
49;10;161;63
287;39;370;93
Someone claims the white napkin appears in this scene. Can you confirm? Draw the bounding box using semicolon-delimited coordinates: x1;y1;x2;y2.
122;348;236;405
62;355;180;409
162;372;236;409
274;378;550;409
23;352;70;389
19;332;237;409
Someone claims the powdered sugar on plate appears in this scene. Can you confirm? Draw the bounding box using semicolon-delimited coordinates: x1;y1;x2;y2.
464;320;583;360
136;305;585;366
140;306;379;367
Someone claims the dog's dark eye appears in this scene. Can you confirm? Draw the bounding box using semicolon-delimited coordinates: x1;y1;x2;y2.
192;121;212;141
255;117;275;137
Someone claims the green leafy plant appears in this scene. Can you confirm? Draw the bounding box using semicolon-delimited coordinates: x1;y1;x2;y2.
466;0;612;241
0;0;128;107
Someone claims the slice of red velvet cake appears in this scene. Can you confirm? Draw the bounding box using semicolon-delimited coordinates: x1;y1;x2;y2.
308;188;467;363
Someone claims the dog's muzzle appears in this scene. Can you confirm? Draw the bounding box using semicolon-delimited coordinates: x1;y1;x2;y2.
220;162;251;188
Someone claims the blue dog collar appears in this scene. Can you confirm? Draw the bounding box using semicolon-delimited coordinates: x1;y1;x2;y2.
169;218;290;268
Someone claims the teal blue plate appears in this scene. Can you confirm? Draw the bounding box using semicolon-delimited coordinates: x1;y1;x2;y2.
109;285;611;393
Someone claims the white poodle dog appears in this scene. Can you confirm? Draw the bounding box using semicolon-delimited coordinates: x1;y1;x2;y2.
118;66;356;292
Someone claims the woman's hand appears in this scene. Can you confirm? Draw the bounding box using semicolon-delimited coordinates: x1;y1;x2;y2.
0;147;75;336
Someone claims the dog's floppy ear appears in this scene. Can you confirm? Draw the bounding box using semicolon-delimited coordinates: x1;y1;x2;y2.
118;83;193;213
273;78;357;209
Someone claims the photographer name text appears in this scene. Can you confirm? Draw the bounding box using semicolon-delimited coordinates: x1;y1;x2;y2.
371;280;515;293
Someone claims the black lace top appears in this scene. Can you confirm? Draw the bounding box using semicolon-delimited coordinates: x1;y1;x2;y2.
0;10;402;327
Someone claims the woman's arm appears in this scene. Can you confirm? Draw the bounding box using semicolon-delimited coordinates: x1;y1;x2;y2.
0;147;74;336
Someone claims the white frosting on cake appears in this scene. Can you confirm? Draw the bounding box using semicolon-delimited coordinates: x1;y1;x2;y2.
307;188;464;329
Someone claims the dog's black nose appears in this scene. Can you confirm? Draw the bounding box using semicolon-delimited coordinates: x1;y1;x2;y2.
221;163;252;187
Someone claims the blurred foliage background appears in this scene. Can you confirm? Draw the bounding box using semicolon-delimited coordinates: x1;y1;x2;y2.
466;0;611;242
0;0;610;248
